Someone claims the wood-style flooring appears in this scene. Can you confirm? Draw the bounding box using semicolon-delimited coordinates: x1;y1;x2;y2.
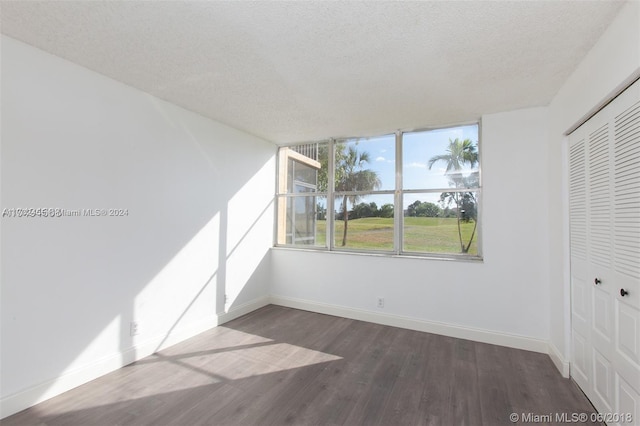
4;305;600;425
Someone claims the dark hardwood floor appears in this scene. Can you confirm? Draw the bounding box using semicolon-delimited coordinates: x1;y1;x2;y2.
4;305;599;425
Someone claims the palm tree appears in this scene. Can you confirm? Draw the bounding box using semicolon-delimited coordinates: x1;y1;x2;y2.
427;138;478;171
335;144;381;246
428;138;479;253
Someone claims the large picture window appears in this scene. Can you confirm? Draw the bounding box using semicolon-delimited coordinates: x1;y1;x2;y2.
276;123;481;258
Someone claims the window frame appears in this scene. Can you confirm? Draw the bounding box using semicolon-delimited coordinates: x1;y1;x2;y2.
274;121;483;260
276;145;327;247
330;133;397;253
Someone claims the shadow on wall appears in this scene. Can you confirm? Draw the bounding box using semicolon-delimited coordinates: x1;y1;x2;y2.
149;201;274;355
0;80;275;417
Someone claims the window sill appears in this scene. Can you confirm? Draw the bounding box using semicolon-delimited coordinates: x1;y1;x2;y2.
271;245;483;263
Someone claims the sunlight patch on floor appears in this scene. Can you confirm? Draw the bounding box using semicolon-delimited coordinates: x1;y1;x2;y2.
183;342;342;381
39;327;342;413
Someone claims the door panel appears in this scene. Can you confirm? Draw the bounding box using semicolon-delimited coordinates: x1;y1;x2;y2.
573;331;589;388
593;348;614;411
593;285;612;340
614;297;640;401
617;301;640;366
570;131;592;392
617;375;639;424
611;81;640;419
588;122;612;269
613;96;640;283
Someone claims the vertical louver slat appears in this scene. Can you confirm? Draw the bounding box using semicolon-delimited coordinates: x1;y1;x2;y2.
570;139;587;260
588;124;611;268
614;100;640;279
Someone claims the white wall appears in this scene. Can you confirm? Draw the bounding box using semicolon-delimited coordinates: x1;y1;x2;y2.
0;36;275;417
547;1;640;369
271;106;551;352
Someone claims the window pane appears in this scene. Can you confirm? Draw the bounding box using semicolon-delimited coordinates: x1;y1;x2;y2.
403;192;479;255
335;135;395;191
333;194;394;251
293;161;317;186
277;195;327;247
403;124;479;190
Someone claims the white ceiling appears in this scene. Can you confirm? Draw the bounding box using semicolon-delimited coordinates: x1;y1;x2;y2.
0;1;625;144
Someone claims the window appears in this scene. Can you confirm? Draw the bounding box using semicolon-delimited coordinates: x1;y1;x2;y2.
402;125;480;256
276;143;328;246
276;123;481;258
333;135;395;251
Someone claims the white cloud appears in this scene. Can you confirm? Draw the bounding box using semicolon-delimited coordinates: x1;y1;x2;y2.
375;156;386;162
406;162;427;169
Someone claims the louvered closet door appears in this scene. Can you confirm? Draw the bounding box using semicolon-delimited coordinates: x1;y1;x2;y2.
611;80;640;423
569;78;640;424
569;107;615;412
570;125;591;396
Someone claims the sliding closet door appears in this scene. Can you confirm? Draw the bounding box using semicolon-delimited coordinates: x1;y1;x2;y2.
569;78;640;423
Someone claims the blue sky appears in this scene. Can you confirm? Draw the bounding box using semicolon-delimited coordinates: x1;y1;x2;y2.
336;123;479;211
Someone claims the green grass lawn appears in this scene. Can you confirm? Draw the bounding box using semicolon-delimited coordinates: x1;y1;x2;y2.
315;217;477;255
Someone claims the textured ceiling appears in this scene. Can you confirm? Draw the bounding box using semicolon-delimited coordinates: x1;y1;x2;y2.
0;1;625;144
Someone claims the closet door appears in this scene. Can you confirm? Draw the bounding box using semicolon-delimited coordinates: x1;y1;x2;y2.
569;107;615;412
569;78;640;424
611;80;640;423
569;121;591;397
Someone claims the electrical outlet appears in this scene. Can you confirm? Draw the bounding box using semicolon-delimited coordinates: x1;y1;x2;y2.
130;321;139;336
377;297;384;308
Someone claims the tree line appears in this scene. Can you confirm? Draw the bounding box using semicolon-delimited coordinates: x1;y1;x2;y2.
333;202;394;220
330;200;463;220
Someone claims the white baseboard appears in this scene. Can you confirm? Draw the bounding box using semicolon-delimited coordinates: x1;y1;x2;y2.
270;295;550;354
219;296;270;325
548;341;570;378
0;296;269;420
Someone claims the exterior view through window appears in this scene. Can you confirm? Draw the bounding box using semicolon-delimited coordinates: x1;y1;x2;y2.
276;123;480;258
